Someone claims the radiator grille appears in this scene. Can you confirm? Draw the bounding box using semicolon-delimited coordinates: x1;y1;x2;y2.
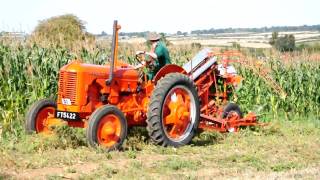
58;71;77;104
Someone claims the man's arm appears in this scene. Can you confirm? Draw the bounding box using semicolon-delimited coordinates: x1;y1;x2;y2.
145;52;157;59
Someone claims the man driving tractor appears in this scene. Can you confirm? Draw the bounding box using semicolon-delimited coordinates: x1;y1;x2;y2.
136;32;171;80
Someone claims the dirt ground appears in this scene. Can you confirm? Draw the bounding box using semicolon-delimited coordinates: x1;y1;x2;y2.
2;157;319;179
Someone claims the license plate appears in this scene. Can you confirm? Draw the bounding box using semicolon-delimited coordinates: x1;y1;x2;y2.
55;111;80;121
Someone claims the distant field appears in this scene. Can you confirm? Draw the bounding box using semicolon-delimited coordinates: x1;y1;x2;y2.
119;31;320;48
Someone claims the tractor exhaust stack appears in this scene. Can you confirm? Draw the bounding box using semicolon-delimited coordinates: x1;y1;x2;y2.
106;20;120;85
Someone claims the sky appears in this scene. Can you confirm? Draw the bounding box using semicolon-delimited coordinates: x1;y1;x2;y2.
0;0;319;34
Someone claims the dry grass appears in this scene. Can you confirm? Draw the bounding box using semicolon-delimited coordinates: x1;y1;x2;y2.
0;118;319;179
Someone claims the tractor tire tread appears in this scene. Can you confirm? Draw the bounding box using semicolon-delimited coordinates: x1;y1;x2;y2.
222;103;243;118
146;73;200;147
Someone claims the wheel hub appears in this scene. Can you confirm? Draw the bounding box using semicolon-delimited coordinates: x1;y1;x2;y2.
36;107;56;134
97;114;121;147
102;122;116;135
162;86;196;141
166;93;189;125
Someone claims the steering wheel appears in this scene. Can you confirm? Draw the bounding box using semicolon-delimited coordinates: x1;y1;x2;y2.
135;52;146;65
134;51;157;71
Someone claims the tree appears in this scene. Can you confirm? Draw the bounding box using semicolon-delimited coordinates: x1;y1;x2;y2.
269;32;295;52
101;31;107;36
275;34;295;52
269;31;278;46
29;14;95;49
191;42;201;48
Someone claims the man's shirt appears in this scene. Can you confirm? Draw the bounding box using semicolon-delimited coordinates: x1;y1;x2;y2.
147;41;171;80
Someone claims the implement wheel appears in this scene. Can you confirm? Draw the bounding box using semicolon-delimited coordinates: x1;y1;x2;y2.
147;73;200;147
222;103;243;132
25;99;57;134
86;105;127;151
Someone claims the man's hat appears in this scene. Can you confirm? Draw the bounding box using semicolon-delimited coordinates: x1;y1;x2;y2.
148;32;161;41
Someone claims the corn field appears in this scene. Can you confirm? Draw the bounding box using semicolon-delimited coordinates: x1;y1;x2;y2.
0;43;319;138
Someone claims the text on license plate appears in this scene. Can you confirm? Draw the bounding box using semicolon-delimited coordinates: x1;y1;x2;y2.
55;111;79;120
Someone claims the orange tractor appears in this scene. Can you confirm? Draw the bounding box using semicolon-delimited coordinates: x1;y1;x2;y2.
25;21;258;150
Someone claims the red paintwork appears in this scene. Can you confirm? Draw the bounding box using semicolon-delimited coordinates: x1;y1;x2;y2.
53;23;259;134
153;64;186;83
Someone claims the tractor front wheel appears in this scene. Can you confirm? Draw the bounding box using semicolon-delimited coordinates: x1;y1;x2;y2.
86;105;128;151
147;73;200;147
25;99;57;134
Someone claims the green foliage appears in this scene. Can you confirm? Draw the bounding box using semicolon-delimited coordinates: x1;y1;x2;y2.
0;42;319;140
232;42;241;50
269;32;295;52
191;42;202;49
29;14;95;50
271;162;300;172
236;59;320;118
269;32;278;46
52;125;87;148
296;42;320;52
124;127;149;151
275;35;295;52
0;44;109;138
0;127;85;154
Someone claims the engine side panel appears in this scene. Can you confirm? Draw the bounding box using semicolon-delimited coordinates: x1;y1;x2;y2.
57;61;140;115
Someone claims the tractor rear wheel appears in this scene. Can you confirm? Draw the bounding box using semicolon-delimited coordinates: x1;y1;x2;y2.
147;73;200;147
25;99;57;134
86;105;127;151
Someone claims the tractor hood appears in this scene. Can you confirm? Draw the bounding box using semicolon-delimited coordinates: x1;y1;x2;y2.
57;60;139;111
60;60;139;79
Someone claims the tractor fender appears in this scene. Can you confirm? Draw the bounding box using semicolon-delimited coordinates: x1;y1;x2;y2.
153;64;186;83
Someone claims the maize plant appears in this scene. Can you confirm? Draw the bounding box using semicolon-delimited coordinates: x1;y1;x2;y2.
0;43;319;138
